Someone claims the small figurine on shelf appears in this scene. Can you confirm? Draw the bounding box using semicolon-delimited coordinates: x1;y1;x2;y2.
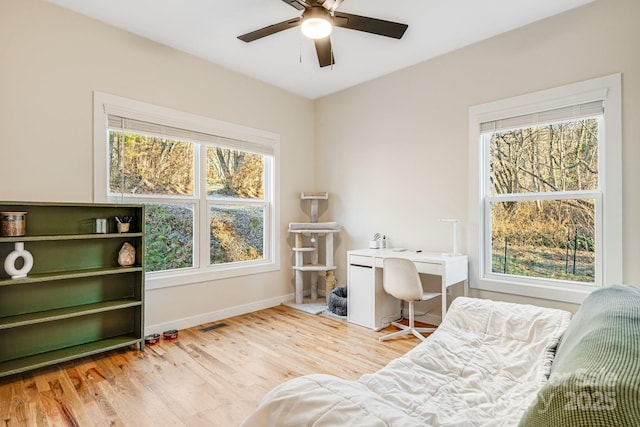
115;216;133;233
118;242;136;266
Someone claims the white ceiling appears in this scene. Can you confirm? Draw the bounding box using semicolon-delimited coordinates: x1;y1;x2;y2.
48;0;593;99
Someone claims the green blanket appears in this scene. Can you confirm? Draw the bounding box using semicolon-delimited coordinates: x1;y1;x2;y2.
519;285;640;426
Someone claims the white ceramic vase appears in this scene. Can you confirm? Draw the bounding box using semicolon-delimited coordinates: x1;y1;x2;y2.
4;242;34;279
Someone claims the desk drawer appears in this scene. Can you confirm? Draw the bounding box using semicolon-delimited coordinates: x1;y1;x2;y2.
349;255;373;268
414;261;443;275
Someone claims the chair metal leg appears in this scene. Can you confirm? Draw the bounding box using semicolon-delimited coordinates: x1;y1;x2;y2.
415;327;437;334
409;301;415;329
412;329;427;341
390;321;406;329
379;326;412;342
379;301;436;342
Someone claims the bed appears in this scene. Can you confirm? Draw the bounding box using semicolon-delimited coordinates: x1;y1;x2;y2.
241;296;572;426
243;285;640;426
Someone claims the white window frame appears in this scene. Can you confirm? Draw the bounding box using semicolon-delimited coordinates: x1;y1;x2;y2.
93;91;280;290
468;74;622;303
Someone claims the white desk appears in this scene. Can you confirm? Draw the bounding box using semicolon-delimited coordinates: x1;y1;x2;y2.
347;248;468;330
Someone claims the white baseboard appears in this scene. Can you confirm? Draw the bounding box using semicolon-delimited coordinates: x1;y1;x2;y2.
145;293;294;335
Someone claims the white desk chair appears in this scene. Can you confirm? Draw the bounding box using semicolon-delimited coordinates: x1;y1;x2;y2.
379;257;440;342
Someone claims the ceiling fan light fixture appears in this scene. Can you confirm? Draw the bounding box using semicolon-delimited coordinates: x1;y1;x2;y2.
301;15;332;39
300;6;333;40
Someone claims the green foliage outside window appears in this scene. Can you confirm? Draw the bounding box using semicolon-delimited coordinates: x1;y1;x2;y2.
210;205;264;264
144;203;194;272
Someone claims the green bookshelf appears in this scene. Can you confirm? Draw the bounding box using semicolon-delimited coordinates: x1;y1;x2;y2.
0;202;144;378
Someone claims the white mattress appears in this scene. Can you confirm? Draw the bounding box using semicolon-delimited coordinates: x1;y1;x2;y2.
241;297;571;427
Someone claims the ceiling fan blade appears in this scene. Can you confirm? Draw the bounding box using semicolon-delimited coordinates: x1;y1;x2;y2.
280;0;307;10
333;12;408;39
314;37;335;67
238;18;301;42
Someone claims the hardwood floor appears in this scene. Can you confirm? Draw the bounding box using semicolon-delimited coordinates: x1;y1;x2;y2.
0;305;422;426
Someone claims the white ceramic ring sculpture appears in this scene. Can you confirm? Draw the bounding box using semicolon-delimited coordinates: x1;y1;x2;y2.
4;242;33;279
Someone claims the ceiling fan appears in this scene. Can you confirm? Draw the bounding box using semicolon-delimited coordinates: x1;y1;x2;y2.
237;0;408;68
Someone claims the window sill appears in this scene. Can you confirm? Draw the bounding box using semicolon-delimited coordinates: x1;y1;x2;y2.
473;276;594;304
145;261;279;290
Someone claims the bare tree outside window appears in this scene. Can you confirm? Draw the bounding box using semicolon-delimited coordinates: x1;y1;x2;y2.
108;132;268;273
109;132;194;196
206;147;264;199
488;119;598;283
206;147;265;264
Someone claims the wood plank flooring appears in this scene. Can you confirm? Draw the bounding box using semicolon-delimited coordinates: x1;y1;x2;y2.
0;305;424;426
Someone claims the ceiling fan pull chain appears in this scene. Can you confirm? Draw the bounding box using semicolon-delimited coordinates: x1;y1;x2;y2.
330;35;334;70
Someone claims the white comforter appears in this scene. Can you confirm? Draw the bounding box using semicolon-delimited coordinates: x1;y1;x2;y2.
241;297;571;427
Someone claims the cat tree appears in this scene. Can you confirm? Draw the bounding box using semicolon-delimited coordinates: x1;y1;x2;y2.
288;192;340;304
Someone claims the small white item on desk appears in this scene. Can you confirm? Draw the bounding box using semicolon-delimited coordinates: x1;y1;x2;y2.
392;248;407;252
369;232;382;249
439;218;462;256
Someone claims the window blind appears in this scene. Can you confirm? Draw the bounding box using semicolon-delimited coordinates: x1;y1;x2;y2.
107;115;274;156
480;100;603;134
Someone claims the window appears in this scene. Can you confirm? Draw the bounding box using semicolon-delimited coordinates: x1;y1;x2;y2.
94;92;280;289
469;75;622;303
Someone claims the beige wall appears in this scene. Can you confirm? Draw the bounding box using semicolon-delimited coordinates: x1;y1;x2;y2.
1;0;638;329
0;0;316;331
316;0;640;314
